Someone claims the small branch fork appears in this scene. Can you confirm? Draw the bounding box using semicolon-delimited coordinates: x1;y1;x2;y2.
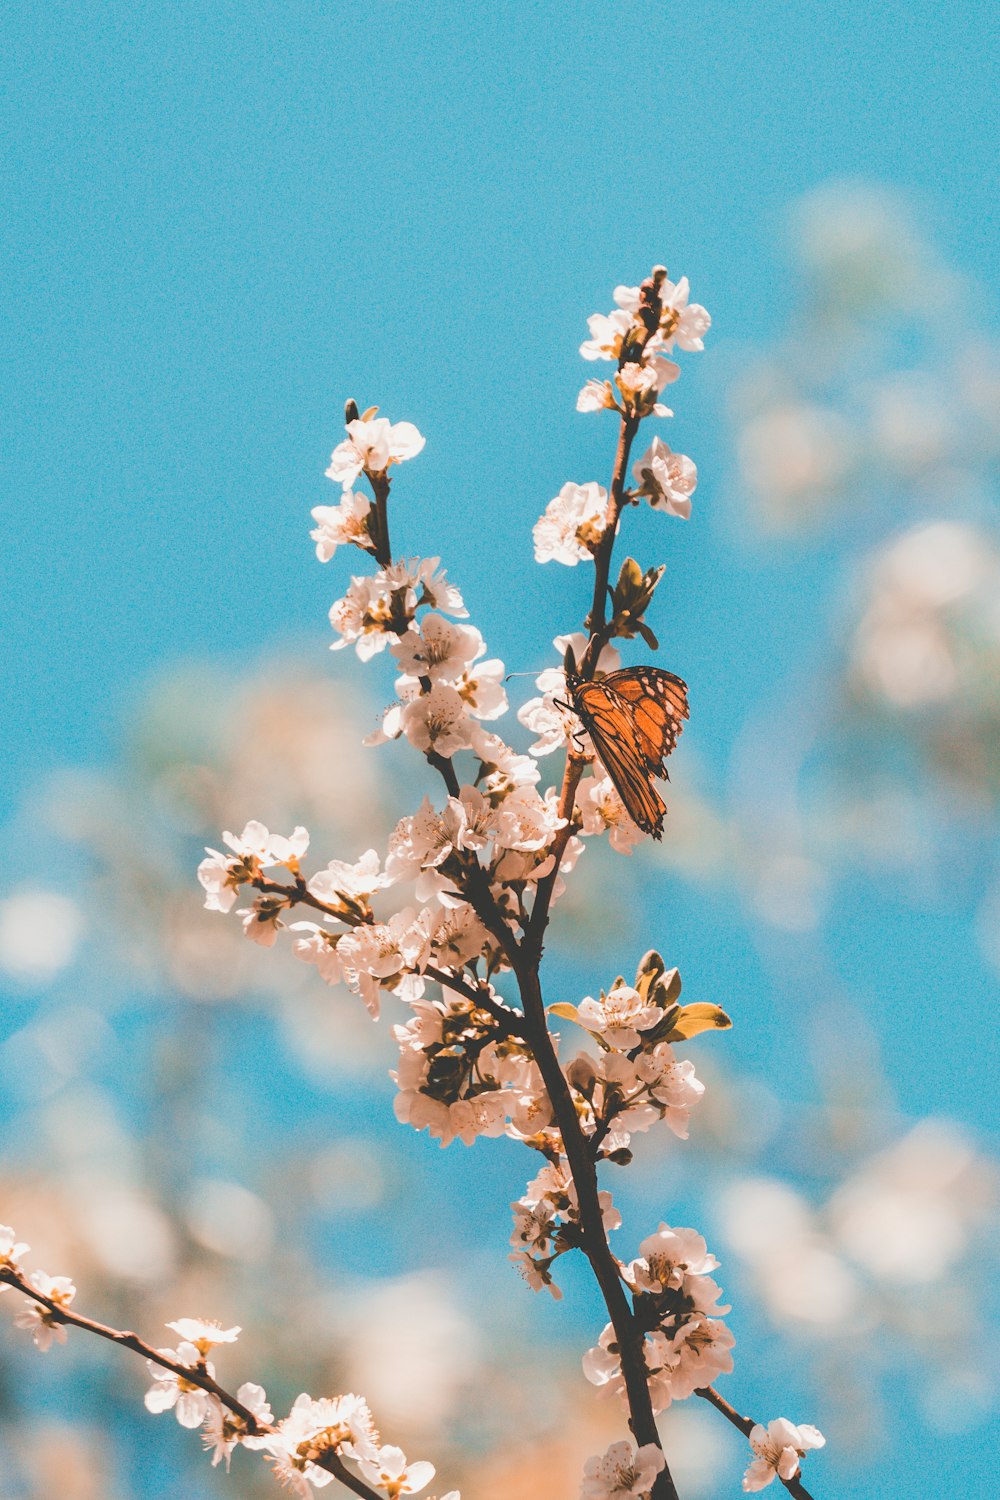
0;1267;384;1500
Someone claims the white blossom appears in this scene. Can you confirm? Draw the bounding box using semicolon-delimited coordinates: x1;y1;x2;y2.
631;1224;720;1293
533;482;611;566
453;658;508;720
613;278;711;354
310;492;374;560
329;573;401;660
577;982;662;1050
145;1342;215;1427
358;1445;436;1497
291;925;343;985
308;849;393;908
577;378;617;413
166;1318;240;1354
577;775;645;854
400;684;475;757
326;415;425;487
580;1440;665;1500
615;359;677;418
658;276;711;352
392;615;486;683
201;1383;273;1469
267;1391;380;1492
743;1418;826;1492
338;907;435;1016
632;438;697;519
658;1314;735;1401
580;307;634;362
0;1226;29;1284
510;1247;563;1299
13;1271;75;1351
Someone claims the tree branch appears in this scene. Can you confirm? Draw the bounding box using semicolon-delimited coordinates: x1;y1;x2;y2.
696;1386;817;1500
0;1265;384;1500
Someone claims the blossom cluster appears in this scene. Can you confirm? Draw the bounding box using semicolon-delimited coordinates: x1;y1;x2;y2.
583;1223;734;1413
532;272;706;569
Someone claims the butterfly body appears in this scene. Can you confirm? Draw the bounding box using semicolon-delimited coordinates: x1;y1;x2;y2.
565;664;689;840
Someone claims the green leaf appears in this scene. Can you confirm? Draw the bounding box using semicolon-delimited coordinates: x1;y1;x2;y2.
637;620;660;651
548;1002;579;1023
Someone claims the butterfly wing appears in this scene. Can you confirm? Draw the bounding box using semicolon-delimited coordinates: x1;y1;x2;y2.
600;667;689;775
571;678;670;839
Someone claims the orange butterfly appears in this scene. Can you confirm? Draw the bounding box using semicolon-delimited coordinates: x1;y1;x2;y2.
564;661;690;840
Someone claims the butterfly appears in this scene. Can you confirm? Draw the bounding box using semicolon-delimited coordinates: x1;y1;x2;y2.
563;660;690;840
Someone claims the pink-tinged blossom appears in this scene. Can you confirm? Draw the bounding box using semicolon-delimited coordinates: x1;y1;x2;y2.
576;775;646;854
658;1315;735;1401
577;983;662;1050
533;482;611;566
577;378;617;413
613;278;711;354
616;360;678;419
631;1224;720;1292
743;1419;826;1492
658;276;711;352
634;1046;705;1139
329;573;401;660
0;1226;29;1284
201;1383;273;1470
359;1445;436;1497
580;307;634;362
166;1318;240;1355
239;893;287;947
400;684;475;757
580;1440;665;1500
291;925;343;985
337;907;435;1017
310;492;374;561
326;415;425;488
632;438;697;519
145;1343;215;1427
392;615;485;683
308;849;393;908
13;1272;75;1351
266;1391;380;1492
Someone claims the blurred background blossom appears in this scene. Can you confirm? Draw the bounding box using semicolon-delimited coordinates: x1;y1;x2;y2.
2;4;997;1498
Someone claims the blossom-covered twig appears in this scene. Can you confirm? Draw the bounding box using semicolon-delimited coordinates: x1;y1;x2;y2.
696;1386;819;1498
0;1249;452;1500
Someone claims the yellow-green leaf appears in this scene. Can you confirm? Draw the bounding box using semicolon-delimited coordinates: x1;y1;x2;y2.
548;1002;580;1023
666;1003;732;1040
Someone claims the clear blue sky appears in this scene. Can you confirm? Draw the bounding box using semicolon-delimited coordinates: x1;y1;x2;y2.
2;5;998;1498
3;0;996;812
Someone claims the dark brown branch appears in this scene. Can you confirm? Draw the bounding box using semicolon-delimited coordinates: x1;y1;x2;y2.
513;964;680;1500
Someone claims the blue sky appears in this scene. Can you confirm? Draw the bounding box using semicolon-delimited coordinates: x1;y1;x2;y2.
3;0;997;812
2;4;998;1498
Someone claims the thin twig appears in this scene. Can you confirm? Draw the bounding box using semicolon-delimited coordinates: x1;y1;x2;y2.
696;1387;816;1500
